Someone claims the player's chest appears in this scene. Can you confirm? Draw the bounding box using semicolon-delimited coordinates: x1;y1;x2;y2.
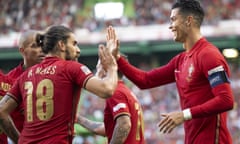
174;56;204;86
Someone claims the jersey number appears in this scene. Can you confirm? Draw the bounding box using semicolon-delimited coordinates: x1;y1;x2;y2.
24;79;54;122
135;103;144;141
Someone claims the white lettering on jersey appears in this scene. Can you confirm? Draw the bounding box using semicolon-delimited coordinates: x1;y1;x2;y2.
28;70;33;78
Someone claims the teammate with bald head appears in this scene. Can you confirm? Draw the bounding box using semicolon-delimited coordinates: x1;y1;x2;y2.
7;30;45;78
3;30;45;144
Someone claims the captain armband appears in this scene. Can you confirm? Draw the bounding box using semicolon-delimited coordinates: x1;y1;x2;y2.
208;65;230;88
183;108;192;121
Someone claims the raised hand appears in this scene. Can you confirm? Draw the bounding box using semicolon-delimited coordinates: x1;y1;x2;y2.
106;26;120;60
96;59;106;78
98;44;117;72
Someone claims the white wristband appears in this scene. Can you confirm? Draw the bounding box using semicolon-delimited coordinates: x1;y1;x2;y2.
183;108;192;121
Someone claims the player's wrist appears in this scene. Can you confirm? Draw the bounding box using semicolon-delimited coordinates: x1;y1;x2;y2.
182;108;192;121
107;64;118;71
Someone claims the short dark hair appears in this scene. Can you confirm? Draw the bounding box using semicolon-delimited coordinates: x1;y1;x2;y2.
36;25;73;54
172;0;204;27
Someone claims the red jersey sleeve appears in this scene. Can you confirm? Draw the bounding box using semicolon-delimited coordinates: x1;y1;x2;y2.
117;56;175;89
190;44;234;118
7;78;22;104
106;90;130;120
64;61;93;88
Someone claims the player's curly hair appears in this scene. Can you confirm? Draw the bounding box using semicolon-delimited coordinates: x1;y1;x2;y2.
36;25;73;54
172;0;204;27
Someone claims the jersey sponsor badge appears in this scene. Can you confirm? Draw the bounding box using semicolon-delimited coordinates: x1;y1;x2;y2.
113;103;126;112
80;66;91;75
208;65;230;87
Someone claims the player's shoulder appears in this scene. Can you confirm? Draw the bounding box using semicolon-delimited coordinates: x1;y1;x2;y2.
199;43;222;59
199;38;219;52
0;70;4;77
116;81;128;91
7;63;24;78
0;71;13;83
60;60;83;67
115;82;134;98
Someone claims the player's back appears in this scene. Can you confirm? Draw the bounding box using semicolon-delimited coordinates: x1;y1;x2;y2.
104;81;145;144
118;82;145;144
10;57;92;144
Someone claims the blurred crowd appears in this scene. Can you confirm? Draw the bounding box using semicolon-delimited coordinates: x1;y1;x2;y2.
0;0;240;35
76;61;240;144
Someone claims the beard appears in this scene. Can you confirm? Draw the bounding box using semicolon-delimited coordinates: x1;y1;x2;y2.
64;46;80;61
65;48;72;60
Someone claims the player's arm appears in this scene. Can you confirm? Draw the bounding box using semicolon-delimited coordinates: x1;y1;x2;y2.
110;115;131;144
85;44;118;98
190;66;234;118
0;95;20;143
190;49;234;118
85;41;118;99
77;115;106;136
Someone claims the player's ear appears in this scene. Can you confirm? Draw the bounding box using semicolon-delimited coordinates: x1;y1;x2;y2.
57;40;66;52
19;47;25;55
185;15;193;27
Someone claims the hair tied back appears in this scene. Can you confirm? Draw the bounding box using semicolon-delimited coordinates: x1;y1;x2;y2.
36;34;45;47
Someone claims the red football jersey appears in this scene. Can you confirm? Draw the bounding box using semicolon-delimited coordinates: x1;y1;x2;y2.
104;81;145;144
7;63;25;134
8;57;93;144
7;63;25;80
117;38;233;144
0;71;12;144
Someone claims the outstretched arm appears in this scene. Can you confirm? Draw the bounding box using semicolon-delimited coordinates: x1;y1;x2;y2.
77;115;106;136
109;26;175;89
0;95;20;143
